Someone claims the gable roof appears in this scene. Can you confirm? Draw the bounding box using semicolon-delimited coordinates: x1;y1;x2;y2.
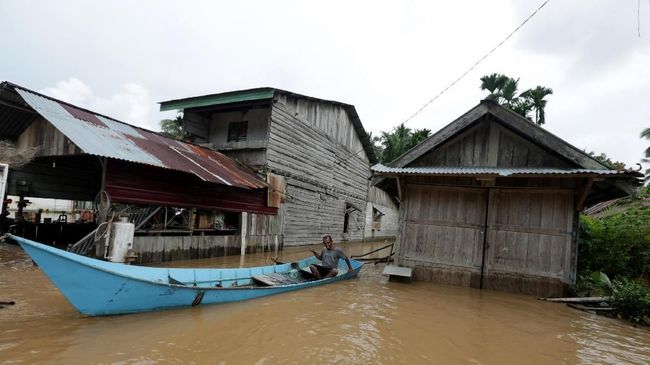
0;81;267;190
159;87;377;163
389;99;609;170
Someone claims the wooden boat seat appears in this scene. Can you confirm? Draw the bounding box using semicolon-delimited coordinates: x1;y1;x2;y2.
252;273;302;286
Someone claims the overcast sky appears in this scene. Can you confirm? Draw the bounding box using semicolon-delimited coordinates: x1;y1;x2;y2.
1;0;649;170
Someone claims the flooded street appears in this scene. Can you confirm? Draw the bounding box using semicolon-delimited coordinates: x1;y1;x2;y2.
1;241;649;365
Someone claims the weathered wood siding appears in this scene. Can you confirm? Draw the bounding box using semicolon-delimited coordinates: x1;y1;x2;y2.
398;185;486;286
483;188;575;295
409;119;573;168
209;108;271;147
364;186;399;239
267;99;370;245
183;111;209;143
16;118;82;157
273;94;368;162
396;181;577;297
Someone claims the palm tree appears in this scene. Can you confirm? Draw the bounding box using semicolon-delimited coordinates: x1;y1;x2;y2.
501;78;523;108
510;98;534;122
521;86;553;125
642;127;650;182
479;74;553;125
479;73;509;101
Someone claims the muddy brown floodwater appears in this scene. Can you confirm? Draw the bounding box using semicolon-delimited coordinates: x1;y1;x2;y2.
1;240;649;365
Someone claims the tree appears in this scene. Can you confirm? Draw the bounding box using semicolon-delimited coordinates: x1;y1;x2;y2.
521;86;554;125
642;127;650;182
479;73;509;101
479;73;553;125
160;114;184;140
373;124;431;164
586;151;627;170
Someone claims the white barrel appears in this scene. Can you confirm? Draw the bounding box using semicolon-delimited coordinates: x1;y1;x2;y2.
108;221;135;263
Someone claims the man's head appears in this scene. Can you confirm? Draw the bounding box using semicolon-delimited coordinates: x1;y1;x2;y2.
322;235;333;250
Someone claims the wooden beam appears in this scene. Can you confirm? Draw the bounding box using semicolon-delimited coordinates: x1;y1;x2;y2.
575;178;596;211
396;175;403;201
486;122;501;167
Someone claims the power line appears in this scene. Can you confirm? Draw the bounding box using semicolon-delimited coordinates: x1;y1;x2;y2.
275;0;554;199
398;0;552;129
270;0;553;200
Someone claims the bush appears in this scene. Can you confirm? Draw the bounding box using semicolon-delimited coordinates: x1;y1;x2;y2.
608;279;650;324
578;187;650;280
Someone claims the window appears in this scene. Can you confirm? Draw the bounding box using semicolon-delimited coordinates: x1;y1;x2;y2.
227;121;248;142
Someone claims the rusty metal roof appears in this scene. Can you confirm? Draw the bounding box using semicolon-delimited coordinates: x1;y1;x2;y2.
371;164;642;177
6;83;266;190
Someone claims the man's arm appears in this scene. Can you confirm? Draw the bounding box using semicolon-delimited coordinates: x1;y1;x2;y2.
309;249;322;260
339;249;353;271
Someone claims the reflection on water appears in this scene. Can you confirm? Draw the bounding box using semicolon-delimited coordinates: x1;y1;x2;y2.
1;240;648;364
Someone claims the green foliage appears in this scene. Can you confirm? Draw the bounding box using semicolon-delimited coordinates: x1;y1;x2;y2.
578;204;650;280
160;114;184;140
372;124;431;164
579;187;650;284
479;73;553;125
586;151;628;170
642;127;650;182
608;278;650;324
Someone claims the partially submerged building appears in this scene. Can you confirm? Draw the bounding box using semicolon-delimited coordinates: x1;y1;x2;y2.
373;100;642;297
160;88;399;246
0;81;278;263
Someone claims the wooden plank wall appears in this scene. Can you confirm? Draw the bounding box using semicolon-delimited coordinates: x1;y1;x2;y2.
273;94;368;161
16;118;82;157
182;111;209;143
484;189;574;288
267;100;370;245
395;179;577;296
400;185;486;272
409;119;573;168
364;186;399;239
133;235;242;264
133;206;285;264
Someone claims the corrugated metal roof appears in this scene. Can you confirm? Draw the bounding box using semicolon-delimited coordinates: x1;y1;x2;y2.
371;164;640;177
10;85;266;190
159;88;275;111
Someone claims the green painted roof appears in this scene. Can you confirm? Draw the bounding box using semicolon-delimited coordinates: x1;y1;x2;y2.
160;88;276;111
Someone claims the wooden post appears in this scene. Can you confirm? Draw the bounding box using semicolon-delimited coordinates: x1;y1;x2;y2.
240;212;248;265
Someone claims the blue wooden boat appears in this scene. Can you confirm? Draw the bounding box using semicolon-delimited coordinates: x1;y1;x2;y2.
11;235;363;316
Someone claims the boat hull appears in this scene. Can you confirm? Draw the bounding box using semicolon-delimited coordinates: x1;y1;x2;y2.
11;235;362;316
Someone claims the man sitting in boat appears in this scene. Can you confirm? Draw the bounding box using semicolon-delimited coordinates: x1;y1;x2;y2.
309;235;353;279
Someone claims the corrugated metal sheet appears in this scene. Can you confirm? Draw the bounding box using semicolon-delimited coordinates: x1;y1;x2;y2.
12;86;266;190
159;88;275;111
105;159;277;214
371;164;638;177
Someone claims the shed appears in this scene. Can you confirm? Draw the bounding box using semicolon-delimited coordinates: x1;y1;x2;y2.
0;81;277;262
372;100;642;297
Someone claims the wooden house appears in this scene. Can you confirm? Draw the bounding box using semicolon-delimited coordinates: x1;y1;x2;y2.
372;100;641;297
160;88;399;246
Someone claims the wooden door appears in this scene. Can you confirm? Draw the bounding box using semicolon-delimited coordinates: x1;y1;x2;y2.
401;185;487;270
483;189;574;290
